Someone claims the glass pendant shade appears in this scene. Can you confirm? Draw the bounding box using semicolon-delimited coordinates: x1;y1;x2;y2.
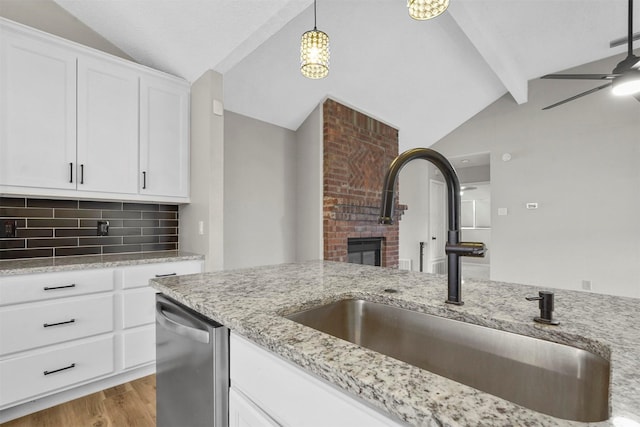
408;0;449;20
300;28;330;79
611;70;640;96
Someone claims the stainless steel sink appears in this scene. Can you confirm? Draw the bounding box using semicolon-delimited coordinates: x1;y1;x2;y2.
285;299;610;422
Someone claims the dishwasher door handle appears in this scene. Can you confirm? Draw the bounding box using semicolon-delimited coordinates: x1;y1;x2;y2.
156;302;210;344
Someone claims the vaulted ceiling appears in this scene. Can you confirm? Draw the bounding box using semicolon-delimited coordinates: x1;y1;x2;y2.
53;0;639;150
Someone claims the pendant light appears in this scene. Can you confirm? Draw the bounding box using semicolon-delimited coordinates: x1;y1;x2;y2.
300;0;330;79
408;0;449;20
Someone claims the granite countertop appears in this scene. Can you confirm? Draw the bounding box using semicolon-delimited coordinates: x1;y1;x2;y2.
0;251;204;275
149;260;640;427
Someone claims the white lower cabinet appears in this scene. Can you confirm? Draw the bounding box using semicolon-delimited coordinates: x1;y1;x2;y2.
230;333;404;427
122;324;155;369
121;287;156;328
229;387;280;427
0;294;114;355
0;335;114;407
0;259;203;422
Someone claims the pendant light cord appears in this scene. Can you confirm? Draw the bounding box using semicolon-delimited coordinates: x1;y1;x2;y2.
629;0;633;57
314;0;317;30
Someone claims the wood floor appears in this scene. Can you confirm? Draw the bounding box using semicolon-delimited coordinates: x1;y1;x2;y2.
2;375;156;427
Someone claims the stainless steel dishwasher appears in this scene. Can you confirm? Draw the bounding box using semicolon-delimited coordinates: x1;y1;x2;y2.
156;294;229;427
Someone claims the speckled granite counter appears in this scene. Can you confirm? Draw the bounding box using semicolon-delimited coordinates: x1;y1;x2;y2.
0;251;204;275
150;261;640;427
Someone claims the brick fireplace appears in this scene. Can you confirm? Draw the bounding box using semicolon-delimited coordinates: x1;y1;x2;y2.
323;99;405;268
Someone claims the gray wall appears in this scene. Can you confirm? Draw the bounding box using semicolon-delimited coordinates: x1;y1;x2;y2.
0;0;132;60
223;111;298;269
179;71;225;272
294;105;323;262
431;53;640;298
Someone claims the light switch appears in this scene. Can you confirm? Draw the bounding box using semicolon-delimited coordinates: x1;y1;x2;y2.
497;208;508;216
198;221;204;235
212;99;224;116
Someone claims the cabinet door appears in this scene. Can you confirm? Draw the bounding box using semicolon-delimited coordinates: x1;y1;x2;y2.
229;388;280;427
139;75;189;198
0;30;76;189
77;56;139;194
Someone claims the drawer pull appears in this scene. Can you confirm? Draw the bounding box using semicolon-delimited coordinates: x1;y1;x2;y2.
43;319;76;328
44;363;75;376
155;273;177;278
43;284;76;291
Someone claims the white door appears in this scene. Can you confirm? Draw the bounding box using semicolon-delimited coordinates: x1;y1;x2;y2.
428;179;447;274
139;75;189;198
0;31;76;189
77;57;139;194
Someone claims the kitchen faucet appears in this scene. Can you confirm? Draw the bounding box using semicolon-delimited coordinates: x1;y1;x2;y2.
379;148;487;305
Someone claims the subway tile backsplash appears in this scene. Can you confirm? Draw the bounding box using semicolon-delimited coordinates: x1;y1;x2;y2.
0;197;179;260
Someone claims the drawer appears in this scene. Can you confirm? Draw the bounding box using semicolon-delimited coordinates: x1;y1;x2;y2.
122;325;155;369
231;333;401;427
122;287;157;328
0;269;114;306
0;294;114;356
121;261;202;289
0;335;114;408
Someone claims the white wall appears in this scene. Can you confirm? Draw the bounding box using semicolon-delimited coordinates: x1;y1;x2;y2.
294;105;323;262
223;111;297;269
430;53;640;298
179;71;225;272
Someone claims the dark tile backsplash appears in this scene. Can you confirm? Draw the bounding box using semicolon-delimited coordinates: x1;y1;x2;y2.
0;197;179;260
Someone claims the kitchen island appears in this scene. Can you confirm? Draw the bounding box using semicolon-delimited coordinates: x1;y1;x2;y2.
150;261;640;427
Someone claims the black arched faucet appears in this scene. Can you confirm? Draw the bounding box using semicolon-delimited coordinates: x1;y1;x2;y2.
379;148;487;305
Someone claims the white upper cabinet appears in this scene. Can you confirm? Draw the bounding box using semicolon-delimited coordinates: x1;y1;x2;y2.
0;30;76;190
139;75;189;198
0;19;190;203
77;57;139;195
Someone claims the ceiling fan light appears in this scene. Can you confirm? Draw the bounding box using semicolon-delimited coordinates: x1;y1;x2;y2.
407;0;449;20
300;29;330;79
612;70;640;96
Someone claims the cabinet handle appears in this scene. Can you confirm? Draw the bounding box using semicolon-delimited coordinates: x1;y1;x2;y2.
44;284;76;291
69;163;73;183
80;164;84;184
155;272;177;278
142;171;147;189
43;318;76;328
44;363;75;376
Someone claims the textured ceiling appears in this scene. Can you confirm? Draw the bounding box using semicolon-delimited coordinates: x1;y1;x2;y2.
53;0;639;150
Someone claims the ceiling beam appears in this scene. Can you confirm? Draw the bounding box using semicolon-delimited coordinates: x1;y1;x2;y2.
447;2;528;104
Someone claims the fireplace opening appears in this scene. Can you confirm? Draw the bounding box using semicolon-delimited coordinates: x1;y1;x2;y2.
347;238;382;266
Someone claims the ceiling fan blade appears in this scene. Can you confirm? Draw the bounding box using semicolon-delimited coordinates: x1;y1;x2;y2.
542;83;612;110
609;31;640;48
541;74;617;80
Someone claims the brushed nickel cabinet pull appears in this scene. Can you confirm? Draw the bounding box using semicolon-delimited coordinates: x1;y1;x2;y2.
43;319;76;328
155;273;177;278
142;171;147;189
44;363;75;376
80;164;84;184
43;284;76;291
69;163;73;183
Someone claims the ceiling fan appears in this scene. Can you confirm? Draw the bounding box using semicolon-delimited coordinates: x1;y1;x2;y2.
541;0;640;110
